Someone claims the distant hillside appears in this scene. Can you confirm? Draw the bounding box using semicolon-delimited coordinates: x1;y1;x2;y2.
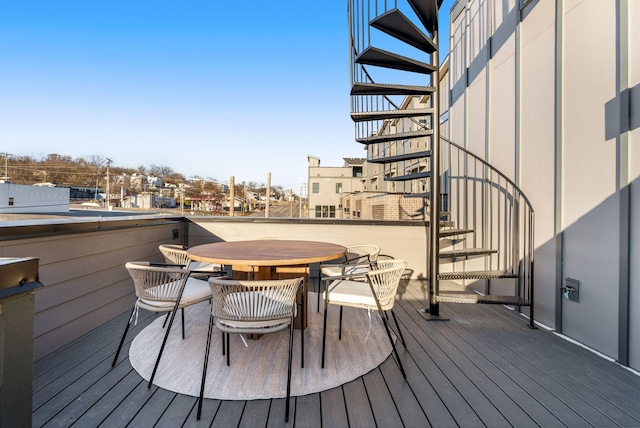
1;152;288;199
2;153;187;187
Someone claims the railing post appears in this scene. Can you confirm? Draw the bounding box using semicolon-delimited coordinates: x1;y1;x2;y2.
0;257;43;428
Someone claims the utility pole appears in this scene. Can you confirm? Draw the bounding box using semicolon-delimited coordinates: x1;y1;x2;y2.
106;158;113;210
289;188;293;218
265;172;271;218
300;183;306;218
1;153;9;181
229;176;235;216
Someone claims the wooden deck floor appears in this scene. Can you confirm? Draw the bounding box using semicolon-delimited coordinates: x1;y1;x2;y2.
33;280;640;427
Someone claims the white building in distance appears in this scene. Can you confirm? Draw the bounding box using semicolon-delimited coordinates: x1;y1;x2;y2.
307;156;365;218
0;182;69;213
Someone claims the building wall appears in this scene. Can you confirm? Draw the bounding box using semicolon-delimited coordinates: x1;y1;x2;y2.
518;0;557;335
340;192;427;221
447;0;639;369
307;165;364;218
0;183;69;213
629;0;640;377
560;0;620;361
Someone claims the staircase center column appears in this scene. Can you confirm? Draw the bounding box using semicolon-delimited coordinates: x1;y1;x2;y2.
428;27;441;316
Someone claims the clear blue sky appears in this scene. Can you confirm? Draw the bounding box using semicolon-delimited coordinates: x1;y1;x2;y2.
0;1;454;191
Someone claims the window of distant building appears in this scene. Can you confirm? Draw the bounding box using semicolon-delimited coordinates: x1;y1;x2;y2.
8;197;14;206
315;205;336;218
312;182;319;193
335;183;342;193
352;166;363;177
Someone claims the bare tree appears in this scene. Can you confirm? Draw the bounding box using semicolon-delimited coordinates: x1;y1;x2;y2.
80;155;107;196
149;164;174;178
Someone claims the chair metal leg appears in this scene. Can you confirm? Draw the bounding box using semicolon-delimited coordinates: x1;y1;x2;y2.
321;300;329;369
197;314;215;420
300;280;305;368
162;311;170;328
222;331;225;356
112;306;136;367
285;316;295;422
226;333;230;366
181;307;185;340
378;309;406;379
390;310;407;349
149;307;179;388
338;306;343;340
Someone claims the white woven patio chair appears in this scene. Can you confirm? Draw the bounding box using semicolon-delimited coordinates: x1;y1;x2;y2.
317;244;382;311
321;259;408;378
159;244;222;273
197;276;303;422
111;261;213;388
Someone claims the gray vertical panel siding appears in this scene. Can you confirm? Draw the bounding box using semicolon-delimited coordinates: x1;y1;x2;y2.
0;217;185;359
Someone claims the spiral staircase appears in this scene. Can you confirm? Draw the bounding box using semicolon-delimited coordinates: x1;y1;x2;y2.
348;0;535;327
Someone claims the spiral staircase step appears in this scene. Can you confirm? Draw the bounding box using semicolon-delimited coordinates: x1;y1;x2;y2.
356;46;437;74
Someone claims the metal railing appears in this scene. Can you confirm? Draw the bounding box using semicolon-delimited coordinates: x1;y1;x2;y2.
437;136;535;308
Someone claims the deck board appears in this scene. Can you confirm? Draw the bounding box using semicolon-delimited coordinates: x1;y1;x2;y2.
210;400;245;427
32;279;640;427
157;393;201;427
362;367;404;427
391;301;494;427
377;356;431;427
320;387;349;427
396;297;513;427
343;379;376;426
470;303;640;424
183;398;221;428
451;302;635;427
455;302;618;426
293;394;321;427
127;387;179;427
71;369;143;426
266;398;294;427
401;286;550;427
33;311;124;381
99;380;156;426
436;304;577;427
239;400;271;428
429;309;564;426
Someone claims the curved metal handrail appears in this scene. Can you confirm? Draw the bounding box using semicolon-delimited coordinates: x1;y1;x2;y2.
437;134;535;326
440;135;534;213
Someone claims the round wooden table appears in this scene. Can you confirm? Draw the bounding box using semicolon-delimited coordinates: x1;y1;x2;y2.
187;240;346;329
187;240;346;273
